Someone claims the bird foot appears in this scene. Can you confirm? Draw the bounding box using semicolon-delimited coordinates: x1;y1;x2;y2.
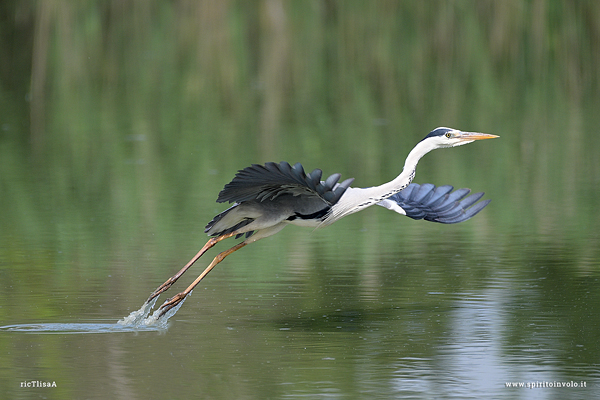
146;279;176;303
158;292;188;318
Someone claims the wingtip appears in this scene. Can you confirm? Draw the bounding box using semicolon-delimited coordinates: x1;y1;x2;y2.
388;183;492;224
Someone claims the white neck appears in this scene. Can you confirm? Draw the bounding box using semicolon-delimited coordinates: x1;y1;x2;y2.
323;139;438;224
388;137;439;192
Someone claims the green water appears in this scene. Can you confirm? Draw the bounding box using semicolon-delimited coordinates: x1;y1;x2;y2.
1;1;599;399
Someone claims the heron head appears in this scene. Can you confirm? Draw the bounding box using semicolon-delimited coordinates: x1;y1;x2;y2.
422;127;499;148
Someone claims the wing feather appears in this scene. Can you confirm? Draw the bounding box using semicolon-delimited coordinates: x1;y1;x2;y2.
216;161;355;206
378;183;491;224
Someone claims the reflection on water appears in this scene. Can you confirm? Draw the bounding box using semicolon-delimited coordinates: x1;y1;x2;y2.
1;221;599;399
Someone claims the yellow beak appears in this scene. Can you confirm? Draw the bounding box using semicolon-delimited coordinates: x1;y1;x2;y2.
458;132;500;141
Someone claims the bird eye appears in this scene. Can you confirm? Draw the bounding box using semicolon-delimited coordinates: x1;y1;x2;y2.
445;132;452;138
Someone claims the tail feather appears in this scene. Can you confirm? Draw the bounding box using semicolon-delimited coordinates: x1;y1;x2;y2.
204;203;255;237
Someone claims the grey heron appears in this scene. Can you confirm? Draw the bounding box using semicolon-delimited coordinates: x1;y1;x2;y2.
148;127;498;316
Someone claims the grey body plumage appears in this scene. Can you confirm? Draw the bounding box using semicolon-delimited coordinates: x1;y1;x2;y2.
205;161;354;238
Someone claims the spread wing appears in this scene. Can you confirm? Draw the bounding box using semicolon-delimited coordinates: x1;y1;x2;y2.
216;161;355;205
377;183;491;224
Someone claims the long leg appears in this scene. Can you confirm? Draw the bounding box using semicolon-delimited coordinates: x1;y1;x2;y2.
156;222;289;317
146;232;237;302
157;241;247;317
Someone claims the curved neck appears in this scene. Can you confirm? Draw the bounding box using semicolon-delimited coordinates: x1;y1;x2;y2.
324;139;437;223
389;138;438;190
405;138;436;172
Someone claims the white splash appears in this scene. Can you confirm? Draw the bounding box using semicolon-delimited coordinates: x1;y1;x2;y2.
117;297;158;326
0;293;191;334
117;291;191;329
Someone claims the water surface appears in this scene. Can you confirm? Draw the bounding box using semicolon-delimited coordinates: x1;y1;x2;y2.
2;215;598;399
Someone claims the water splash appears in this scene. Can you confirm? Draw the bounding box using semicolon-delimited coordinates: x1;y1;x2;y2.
1;293;190;334
117;297;159;326
0;321;163;334
117;291;191;329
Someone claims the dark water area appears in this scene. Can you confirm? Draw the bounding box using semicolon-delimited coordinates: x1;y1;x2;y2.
1;2;600;399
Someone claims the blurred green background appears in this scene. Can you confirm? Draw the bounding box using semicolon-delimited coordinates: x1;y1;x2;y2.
1;1;599;398
1;0;598;248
